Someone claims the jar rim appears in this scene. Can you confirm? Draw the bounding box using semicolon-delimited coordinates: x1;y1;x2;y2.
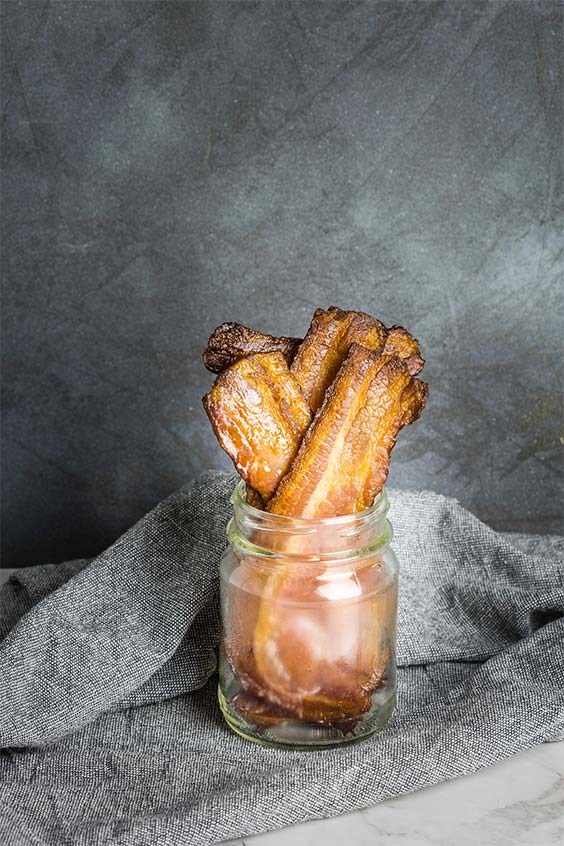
227;481;393;563
231;480;389;527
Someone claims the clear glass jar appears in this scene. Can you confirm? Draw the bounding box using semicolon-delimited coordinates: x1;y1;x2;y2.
218;481;399;749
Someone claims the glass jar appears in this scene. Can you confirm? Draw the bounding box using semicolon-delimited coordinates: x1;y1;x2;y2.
218;481;399;749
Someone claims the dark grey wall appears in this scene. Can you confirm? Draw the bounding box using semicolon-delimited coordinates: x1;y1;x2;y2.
2;0;563;567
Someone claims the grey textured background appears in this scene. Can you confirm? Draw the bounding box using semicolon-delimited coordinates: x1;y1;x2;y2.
2;0;563;568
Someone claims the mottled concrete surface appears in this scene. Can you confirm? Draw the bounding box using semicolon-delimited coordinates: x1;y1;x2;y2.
2;1;563;567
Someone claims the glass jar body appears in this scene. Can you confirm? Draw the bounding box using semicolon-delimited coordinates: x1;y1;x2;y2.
217;483;399;749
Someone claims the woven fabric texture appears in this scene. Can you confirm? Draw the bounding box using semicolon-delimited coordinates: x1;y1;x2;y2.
1;471;563;846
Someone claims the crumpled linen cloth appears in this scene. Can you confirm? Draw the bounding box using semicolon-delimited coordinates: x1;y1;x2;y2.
0;471;563;846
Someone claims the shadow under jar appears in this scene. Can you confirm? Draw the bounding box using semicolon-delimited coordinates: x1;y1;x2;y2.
218;481;399;749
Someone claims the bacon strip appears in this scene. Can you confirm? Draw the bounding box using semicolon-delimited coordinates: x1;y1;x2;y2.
383;324;425;375
268;344;428;518
289;306;387;412
203;313;424;398
232;684;374;731
244;485;265;510
205;317;429;727
250;564;397;722
202;352;311;501
246;346;426;721
203;322;301;373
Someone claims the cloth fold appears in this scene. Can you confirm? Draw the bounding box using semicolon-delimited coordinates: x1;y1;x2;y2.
1;471;563;846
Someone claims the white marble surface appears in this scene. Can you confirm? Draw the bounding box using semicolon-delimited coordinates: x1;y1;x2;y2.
223;742;564;846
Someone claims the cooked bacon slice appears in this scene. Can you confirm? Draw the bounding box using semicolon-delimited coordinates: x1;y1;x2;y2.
203;352;312;500
204;314;424;391
290;306;387;412
225;551;394;724
233;680;372;728
232;684;373;730
248;347;425;721
383;324;425;375
250;550;398;723
268;344;428;518
232;690;294;727
245;485;265;510
203;322;301;373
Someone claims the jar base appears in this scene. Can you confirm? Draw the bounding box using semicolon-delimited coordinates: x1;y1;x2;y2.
218;684;396;750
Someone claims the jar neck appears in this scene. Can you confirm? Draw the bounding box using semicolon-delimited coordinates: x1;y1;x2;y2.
227;481;392;561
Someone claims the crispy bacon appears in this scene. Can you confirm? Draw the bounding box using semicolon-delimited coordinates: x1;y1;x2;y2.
232;690;294;727
383;324;425;375
204;311;429;727
290;306;388;412
245;485;265;510
250;562;397;722
202;352;311;501
247;346;425;721
268;344;428;517
203;314;424;398
231;683;371;731
225;553;393;725
203;322;301;373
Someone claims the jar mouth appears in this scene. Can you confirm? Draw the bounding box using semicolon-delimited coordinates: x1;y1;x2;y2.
228;480;392;562
231;480;388;526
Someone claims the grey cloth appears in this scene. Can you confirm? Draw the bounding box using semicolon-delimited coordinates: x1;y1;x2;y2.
0;471;563;846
